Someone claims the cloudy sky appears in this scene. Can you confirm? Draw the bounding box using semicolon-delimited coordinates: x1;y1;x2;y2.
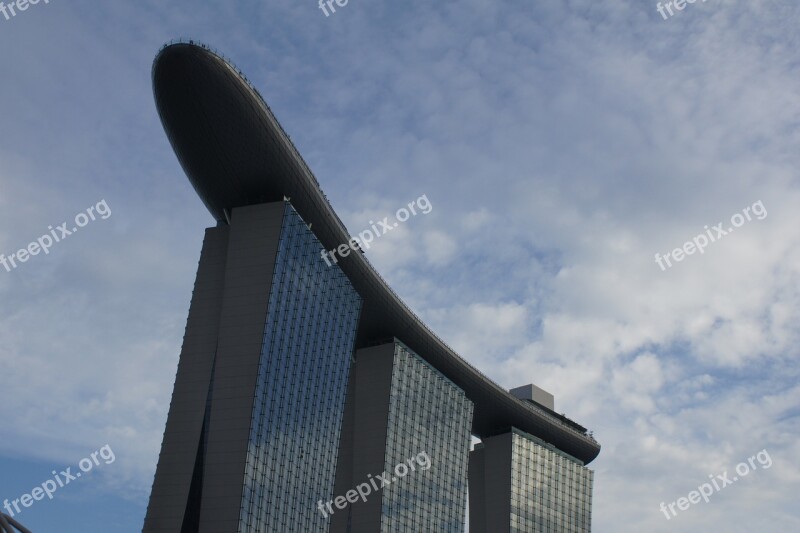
1;0;799;531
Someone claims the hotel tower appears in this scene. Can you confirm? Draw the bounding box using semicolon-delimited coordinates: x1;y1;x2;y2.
142;41;599;533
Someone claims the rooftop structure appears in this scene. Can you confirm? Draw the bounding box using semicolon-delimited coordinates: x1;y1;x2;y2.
151;41;600;464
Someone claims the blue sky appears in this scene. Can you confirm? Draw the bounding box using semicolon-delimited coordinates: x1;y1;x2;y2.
1;0;799;531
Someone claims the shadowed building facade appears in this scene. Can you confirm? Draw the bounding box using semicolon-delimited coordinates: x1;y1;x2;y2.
330;340;473;532
143;202;361;533
143;41;600;533
469;429;594;533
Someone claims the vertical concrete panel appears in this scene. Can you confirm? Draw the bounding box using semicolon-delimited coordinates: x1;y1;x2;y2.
468;446;486;533
198;203;284;533
144;226;229;532
329;370;356;530
330;343;395;533
479;433;513;533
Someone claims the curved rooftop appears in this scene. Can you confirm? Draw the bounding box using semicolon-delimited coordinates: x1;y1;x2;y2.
152;42;600;464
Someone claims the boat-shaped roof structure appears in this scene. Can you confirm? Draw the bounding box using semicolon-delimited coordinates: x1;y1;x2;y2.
152;42;600;464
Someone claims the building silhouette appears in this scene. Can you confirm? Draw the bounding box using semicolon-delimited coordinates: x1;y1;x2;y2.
143;41;600;533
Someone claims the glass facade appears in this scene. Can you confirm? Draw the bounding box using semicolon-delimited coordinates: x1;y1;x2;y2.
380;342;474;533
239;203;362;533
510;429;593;533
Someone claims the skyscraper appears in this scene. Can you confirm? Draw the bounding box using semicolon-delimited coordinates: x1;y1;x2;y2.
144;40;600;533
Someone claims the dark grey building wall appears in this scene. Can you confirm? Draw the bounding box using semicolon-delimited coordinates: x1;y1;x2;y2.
468;446;486;533
469;433;512;533
144;226;230;532
329;369;355;531
197;203;284;532
330;343;396;533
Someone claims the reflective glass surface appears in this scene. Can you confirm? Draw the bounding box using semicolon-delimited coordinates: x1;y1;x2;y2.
380;341;474;533
510;430;593;533
239;203;362;533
